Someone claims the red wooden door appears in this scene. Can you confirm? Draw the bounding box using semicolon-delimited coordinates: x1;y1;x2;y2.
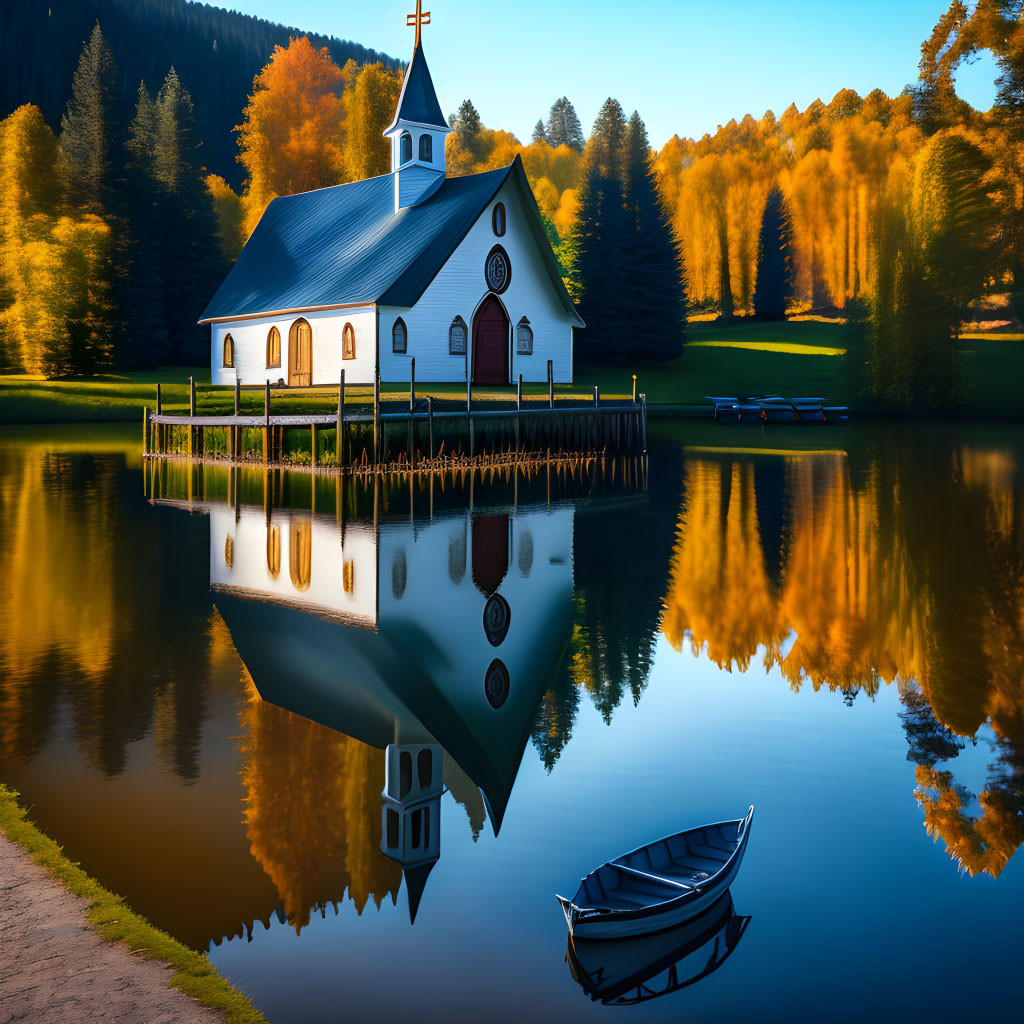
472;295;509;385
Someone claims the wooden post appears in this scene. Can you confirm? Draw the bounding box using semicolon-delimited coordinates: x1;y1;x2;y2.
311;424;318;468
515;374;522;456
640;394;648;453
547;360;554;409
408;357;415;467
373;370;381;465
155;384;162;453
632;374;638;404
187;376;196;457
142;407;149;455
427;396;434;460
263;380;270;465
337;370;345;470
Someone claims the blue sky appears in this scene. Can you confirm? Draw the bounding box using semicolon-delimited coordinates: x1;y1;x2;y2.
229;0;1001;146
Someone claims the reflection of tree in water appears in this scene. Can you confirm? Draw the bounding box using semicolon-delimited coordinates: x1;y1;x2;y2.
238;675;402;931
658;439;1024;877
0;444;217;782
530;474;682;765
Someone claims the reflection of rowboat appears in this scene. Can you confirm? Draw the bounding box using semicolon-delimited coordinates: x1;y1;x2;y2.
557;807;753;940
566;890;751;1005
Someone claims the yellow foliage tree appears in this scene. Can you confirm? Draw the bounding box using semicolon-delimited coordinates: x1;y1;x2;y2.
344;62;403;182
204;174;245;261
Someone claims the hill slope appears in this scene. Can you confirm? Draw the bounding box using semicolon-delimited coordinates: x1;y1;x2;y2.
1;0;400;186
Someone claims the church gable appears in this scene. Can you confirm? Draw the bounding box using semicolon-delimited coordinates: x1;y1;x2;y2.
378;171;579;384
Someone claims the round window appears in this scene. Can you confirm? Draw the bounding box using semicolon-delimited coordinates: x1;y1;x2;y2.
485;245;511;294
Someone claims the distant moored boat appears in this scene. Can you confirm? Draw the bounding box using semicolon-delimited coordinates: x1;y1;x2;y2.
556;807;754;940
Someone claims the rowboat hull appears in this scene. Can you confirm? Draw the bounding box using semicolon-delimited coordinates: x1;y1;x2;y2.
557;807;753;941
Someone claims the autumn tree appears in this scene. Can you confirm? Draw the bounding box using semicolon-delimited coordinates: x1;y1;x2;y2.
344;63;402;181
869;129;1000;410
236;36;348;234
0;105;64;371
753;187;794;319
546;97;585;153
205;174;245;260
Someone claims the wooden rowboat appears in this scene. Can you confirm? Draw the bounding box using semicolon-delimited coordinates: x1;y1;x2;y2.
557;807;753;940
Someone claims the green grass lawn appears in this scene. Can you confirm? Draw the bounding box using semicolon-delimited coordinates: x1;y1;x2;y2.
2;319;1022;422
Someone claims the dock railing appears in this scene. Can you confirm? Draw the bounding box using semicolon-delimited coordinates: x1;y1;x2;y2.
142;374;648;473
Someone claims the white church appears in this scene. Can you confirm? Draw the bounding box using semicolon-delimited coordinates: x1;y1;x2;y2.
201;5;582;388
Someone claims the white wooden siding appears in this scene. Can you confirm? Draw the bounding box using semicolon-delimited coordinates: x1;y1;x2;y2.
209;507;377;626
210;306;376;386
378;177;575;384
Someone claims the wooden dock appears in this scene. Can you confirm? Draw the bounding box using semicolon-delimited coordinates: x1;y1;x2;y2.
143;367;648;473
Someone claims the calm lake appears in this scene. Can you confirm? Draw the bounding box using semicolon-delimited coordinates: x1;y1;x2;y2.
1;420;1022;1023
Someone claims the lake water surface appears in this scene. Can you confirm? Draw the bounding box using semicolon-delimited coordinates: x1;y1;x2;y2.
1;420;1021;1023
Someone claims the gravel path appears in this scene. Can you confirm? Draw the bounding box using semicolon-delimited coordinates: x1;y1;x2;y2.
0;836;224;1024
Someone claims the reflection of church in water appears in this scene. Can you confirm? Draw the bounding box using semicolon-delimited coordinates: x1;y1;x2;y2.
205;488;574;921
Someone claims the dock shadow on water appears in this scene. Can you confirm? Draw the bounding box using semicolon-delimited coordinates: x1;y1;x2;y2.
1;422;1023;1022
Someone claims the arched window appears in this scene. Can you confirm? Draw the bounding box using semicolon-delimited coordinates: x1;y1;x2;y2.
266;326;281;368
266;524;281;580
289;519;312;592
222;333;234;368
392;317;407;354
419;134;432;161
342;322;355;360
400;132;412;164
449;316;467;355
492;202;506;237
516;317;533;355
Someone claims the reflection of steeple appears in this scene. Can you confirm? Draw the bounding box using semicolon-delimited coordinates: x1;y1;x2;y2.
380;743;443;923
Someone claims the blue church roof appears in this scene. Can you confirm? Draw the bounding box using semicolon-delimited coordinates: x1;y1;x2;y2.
199;156;583;325
385;41;448;132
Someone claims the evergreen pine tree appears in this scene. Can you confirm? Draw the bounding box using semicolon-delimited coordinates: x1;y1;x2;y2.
622;111;686;360
59;22;129;361
449;99;482;151
124;83;170;362
545;97;584;152
151;68;226;363
570;100;630;363
59;23;127;215
531;119;548;144
753;187;794;320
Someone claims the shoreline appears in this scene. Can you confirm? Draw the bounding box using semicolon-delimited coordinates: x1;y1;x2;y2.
0;784;266;1024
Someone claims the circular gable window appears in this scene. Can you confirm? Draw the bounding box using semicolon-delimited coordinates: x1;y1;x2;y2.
484;245;511;294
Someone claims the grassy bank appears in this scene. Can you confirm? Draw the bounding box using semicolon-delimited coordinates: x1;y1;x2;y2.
0;784;266;1024
2;319;1022;423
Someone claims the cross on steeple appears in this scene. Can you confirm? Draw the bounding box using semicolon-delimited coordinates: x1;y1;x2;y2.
406;0;431;47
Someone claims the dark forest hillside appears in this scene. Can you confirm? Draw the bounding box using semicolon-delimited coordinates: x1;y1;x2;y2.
0;0;400;185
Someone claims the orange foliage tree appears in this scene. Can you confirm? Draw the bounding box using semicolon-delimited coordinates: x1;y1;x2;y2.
235;37;352;234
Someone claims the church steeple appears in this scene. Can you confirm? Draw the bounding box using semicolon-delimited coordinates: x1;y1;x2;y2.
384;3;450;210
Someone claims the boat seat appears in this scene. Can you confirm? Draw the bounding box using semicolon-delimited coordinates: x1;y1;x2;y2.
612;862;694;891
